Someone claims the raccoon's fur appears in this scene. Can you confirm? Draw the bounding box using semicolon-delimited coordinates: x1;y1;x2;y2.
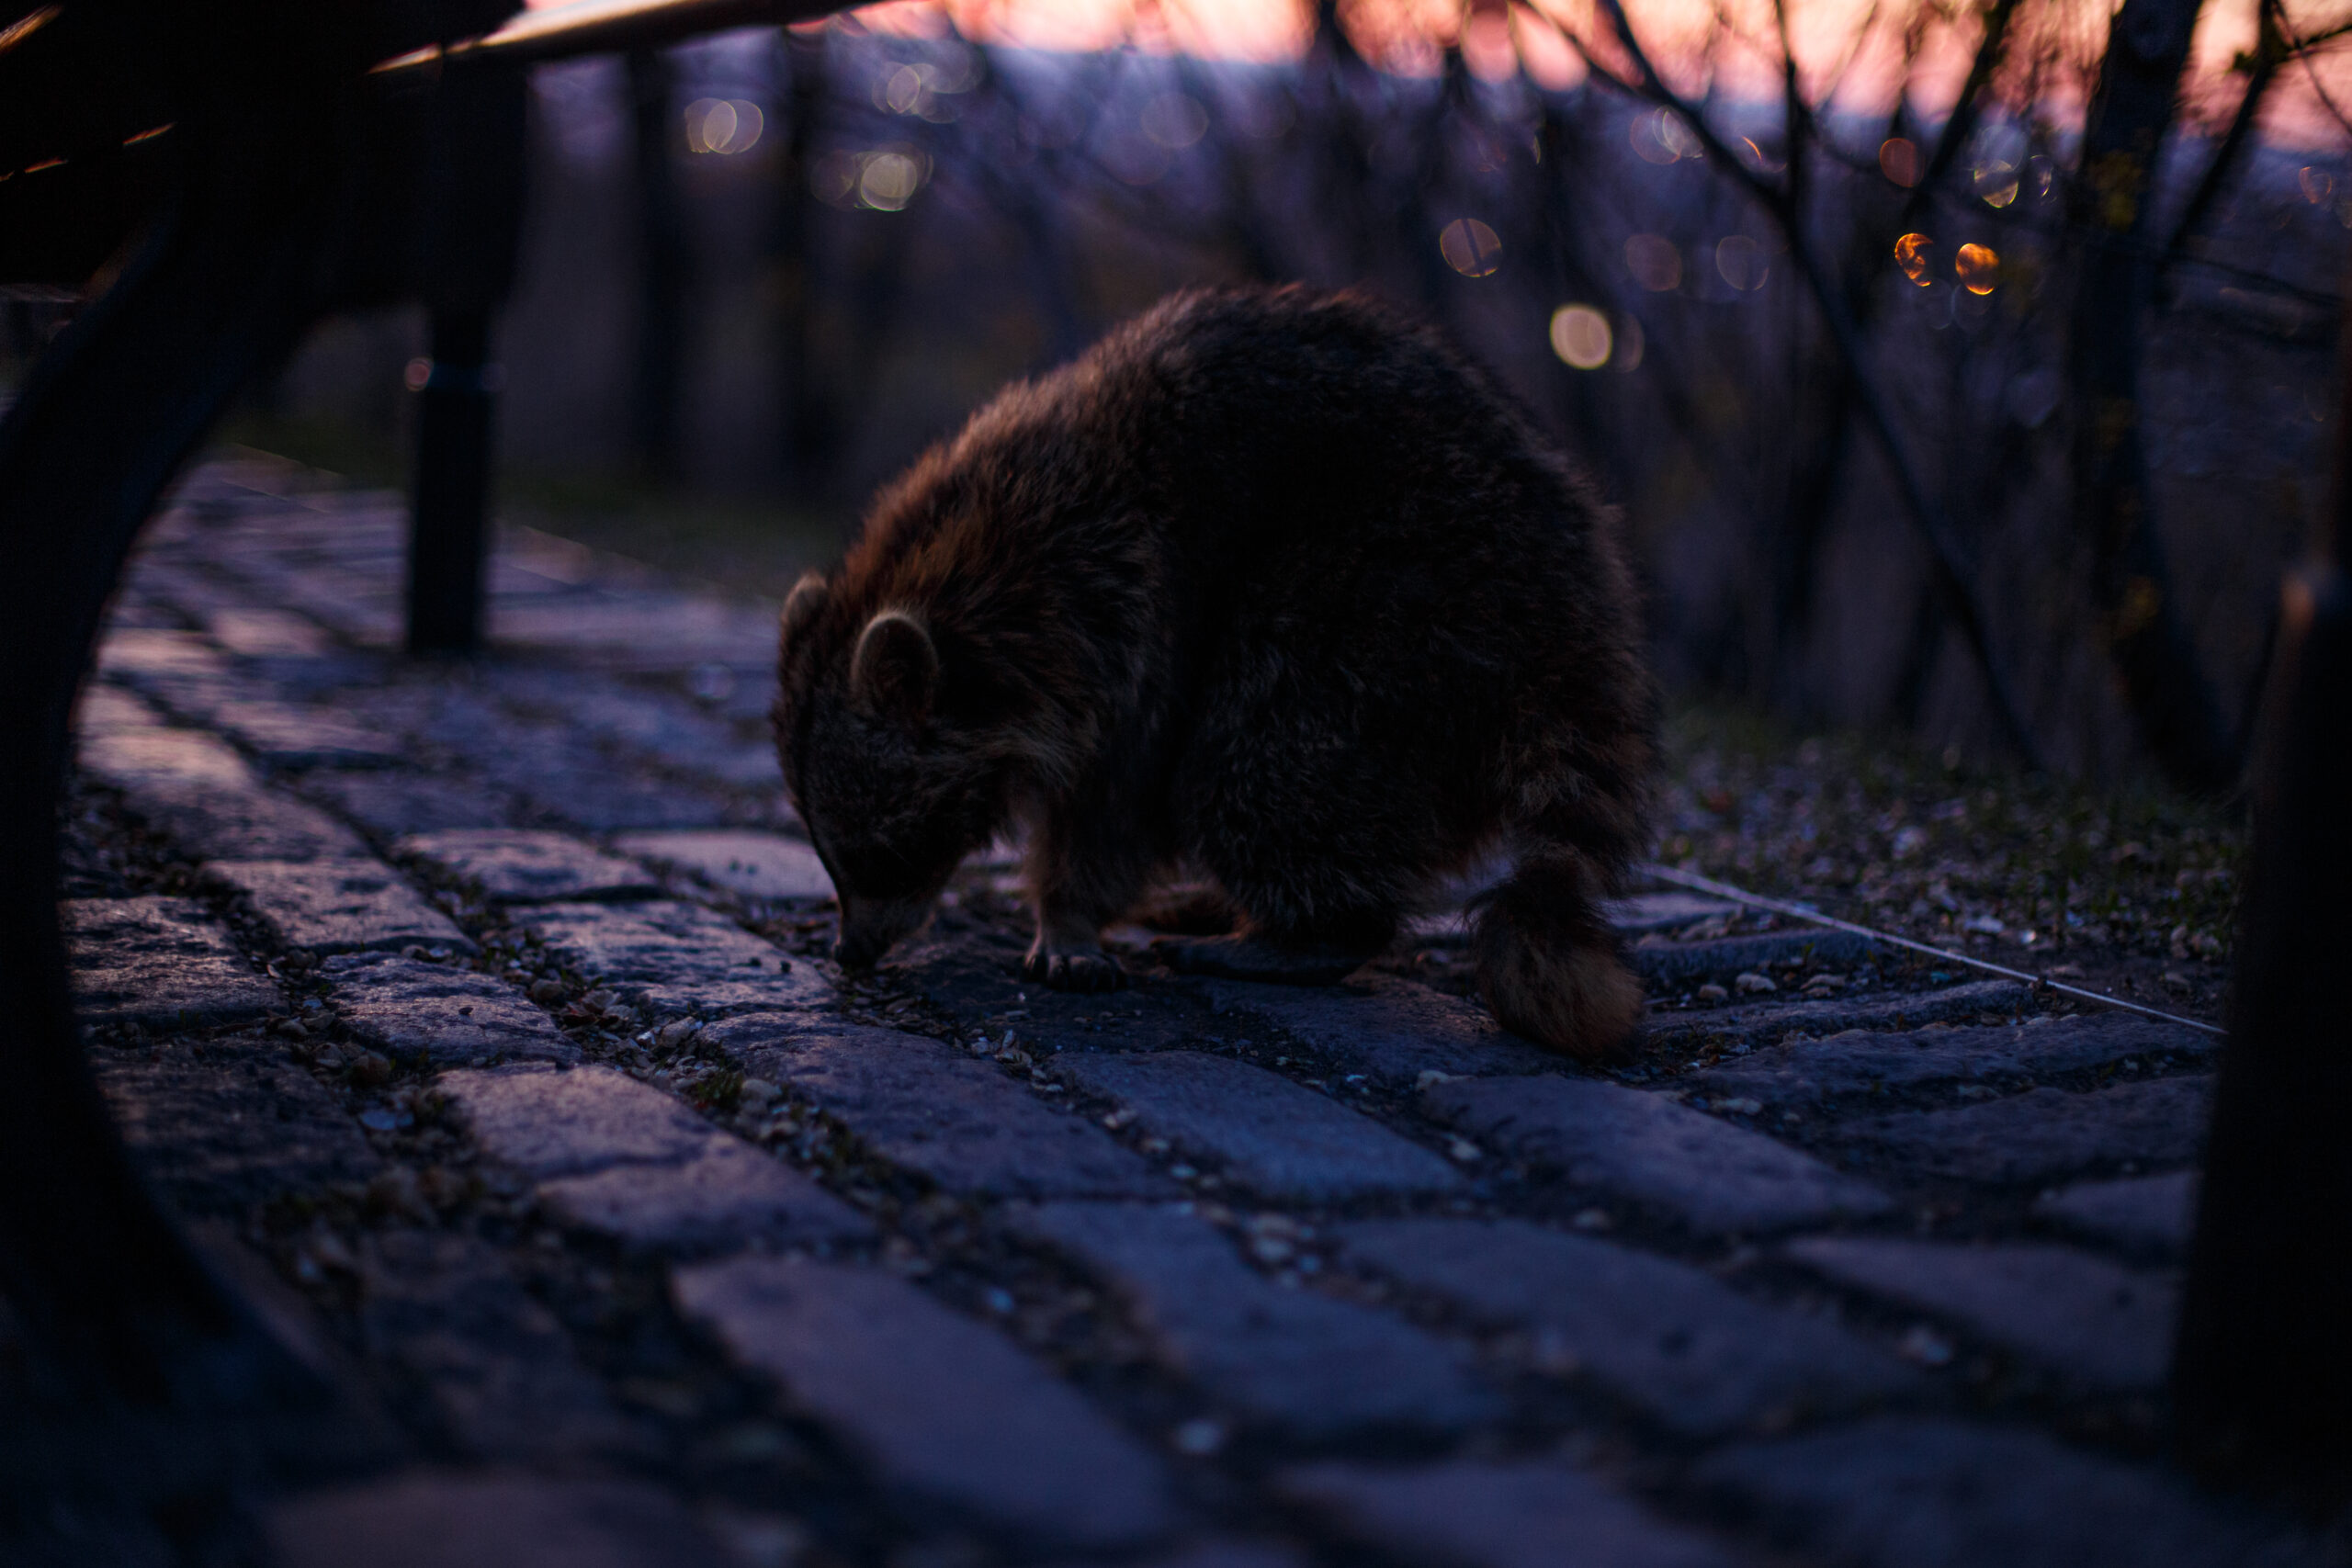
774;286;1655;1060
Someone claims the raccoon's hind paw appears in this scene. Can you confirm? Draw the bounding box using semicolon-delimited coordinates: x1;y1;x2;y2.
1023;944;1128;993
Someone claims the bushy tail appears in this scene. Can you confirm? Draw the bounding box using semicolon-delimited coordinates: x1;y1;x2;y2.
1469;851;1641;1062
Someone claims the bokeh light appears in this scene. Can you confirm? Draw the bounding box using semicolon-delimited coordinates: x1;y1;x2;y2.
1714;233;1767;290
1631;107;1700;164
1955;242;1999;294
1624;233;1682;292
685;98;763;154
812;146;933;209
1894;231;1934;286
1441;219;1502;277
1879;136;1918;187
859;150;925;209
1549;305;1612;369
1140;92;1210;148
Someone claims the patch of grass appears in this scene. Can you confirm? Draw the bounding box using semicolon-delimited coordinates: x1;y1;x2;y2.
1657;703;2249;1016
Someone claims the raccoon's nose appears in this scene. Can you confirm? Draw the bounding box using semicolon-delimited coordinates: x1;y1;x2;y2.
833;928;882;970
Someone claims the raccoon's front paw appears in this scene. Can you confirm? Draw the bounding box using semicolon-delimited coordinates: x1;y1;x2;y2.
1022;943;1127;993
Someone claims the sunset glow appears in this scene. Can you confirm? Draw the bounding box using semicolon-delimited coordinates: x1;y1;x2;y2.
513;0;2352;144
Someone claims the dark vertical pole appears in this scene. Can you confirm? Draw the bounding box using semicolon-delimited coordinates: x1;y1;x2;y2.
401;55;524;657
628;47;684;484
405;306;496;654
2172;264;2352;1503
2066;0;2234;791
771;25;832;502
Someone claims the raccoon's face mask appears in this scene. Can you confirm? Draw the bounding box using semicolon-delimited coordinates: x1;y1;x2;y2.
779;592;996;969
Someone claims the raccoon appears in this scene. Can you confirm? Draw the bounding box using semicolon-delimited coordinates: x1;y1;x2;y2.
774;286;1655;1060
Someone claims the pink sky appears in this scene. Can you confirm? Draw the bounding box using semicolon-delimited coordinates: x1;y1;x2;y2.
518;0;2352;145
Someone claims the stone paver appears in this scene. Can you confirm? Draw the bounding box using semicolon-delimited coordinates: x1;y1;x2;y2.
440;1065;868;1249
1785;1237;2178;1390
299;770;518;835
1647;978;2033;1049
394;829;659;904
613;829;833;900
537;1136;872;1250
58;458;2307;1568
440;1065;710;1177
1340;1217;1912;1435
1694;1417;2312;1568
206;859;477;956
1204;973;1559;1084
2032;1170;2199;1256
90;1035;379;1212
1054;1050;1464;1201
1425;1076;1893;1232
518;899;822;1018
1690;1013;2216;1108
81;725;370;860
1280;1457;1741;1568
673;1255;1178;1551
204;605;336;658
1629;929;1876;989
65;896;277;1030
359;1230;635;1461
716;1021;1177;1200
204;697;408;769
267;1473;732;1568
325;953;579;1066
1836;1077;2213;1184
75;681;168;736
1012;1201;1500;1436
487;669;783;790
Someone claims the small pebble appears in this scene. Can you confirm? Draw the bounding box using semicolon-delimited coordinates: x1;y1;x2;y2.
1734;971;1777;995
528;977;566;1006
1696;983;1730;1003
348;1051;393;1089
1445;1135;1484;1163
656;1019;702;1052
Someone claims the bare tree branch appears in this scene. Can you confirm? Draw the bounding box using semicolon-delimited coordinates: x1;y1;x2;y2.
1541;0;2045;762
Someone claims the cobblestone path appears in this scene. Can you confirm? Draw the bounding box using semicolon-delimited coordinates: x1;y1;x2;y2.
26;455;2331;1566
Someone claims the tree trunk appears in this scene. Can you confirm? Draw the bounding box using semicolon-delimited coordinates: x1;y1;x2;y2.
628;47;686;486
2067;0;2234;789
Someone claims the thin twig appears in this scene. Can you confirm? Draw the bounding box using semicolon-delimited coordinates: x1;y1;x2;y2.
1638;861;2225;1033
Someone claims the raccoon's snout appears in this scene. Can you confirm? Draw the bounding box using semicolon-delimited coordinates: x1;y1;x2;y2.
832;893;933;970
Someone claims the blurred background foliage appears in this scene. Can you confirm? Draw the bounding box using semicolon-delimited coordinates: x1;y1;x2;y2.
11;0;2350;786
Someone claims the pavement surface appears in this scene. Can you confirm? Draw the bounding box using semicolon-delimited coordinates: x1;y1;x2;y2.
17;453;2334;1566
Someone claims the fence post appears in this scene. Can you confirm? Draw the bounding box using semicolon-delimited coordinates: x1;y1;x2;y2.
2172;265;2352;1502
403;56;525;656
406;307;497;654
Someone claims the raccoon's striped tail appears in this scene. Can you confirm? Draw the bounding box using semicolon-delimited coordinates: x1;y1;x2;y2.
1467;850;1643;1062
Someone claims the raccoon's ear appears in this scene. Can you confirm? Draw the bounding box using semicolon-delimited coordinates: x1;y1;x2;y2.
780;572;828;652
850;609;940;723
